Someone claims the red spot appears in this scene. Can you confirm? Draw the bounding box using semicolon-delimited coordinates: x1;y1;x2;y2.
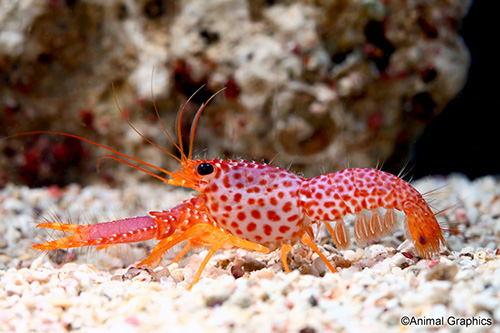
248;198;256;205
235;229;243;235
247;222;257;232
263;224;273;236
259;179;267;186
323;213;330;220
234;173;242;179
283;202;292;213
258;198;266;207
278;192;285;199
279;226;290;234
236;183;244;189
214;168;221;179
234;193;242;202
287;214;298;222
330;209;340;217
237;212;246;221
247;176;254;182
283;181;292;187
324;201;335;208
267;210;281;222
224;206;232;212
221;195;228;202
252;186;261;193
210;202;219;212
223;175;231;188
251;210;261;219
270;197;278;206
255;235;262;242
231;222;239;229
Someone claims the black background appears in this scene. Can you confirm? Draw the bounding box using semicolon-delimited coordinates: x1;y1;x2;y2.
412;1;500;180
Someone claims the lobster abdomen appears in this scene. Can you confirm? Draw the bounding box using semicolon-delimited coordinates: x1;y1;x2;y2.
299;168;444;258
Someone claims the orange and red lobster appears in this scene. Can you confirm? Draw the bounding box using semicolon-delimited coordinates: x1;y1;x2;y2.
3;89;445;288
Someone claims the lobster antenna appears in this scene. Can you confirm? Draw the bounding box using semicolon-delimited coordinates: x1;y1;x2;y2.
2;131;174;177
149;67;183;157
112;83;181;163
176;85;206;162
188;87;226;161
97;155;170;183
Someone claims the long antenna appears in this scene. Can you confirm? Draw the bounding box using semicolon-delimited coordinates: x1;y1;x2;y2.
1;131;174;178
150;67;183;156
176;85;206;162
112;83;181;163
188;88;226;160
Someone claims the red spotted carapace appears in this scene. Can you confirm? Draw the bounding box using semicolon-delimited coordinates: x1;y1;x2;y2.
3;89;445;287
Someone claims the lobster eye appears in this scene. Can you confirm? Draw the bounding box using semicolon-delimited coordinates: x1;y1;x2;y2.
197;162;214;176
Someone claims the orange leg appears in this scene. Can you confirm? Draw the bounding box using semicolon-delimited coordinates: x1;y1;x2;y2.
300;234;338;273
137;223;270;288
280;243;293;273
138;230;200;267
171;242;193;264
188;240;223;289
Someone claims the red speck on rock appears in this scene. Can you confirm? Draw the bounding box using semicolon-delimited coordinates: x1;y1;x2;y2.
78;109;94;128
401;252;414;259
224;76;240;99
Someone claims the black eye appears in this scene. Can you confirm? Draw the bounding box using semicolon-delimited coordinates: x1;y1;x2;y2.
197;162;214;175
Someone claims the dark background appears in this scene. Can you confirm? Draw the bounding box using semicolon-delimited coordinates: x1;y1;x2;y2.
412;1;500;180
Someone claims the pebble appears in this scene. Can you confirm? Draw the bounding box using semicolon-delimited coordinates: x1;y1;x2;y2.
0;177;499;331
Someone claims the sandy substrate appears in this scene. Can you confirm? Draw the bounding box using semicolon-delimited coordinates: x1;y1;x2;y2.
1;174;499;332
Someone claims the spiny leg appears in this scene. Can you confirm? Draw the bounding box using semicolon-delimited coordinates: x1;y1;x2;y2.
300;234;338;273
